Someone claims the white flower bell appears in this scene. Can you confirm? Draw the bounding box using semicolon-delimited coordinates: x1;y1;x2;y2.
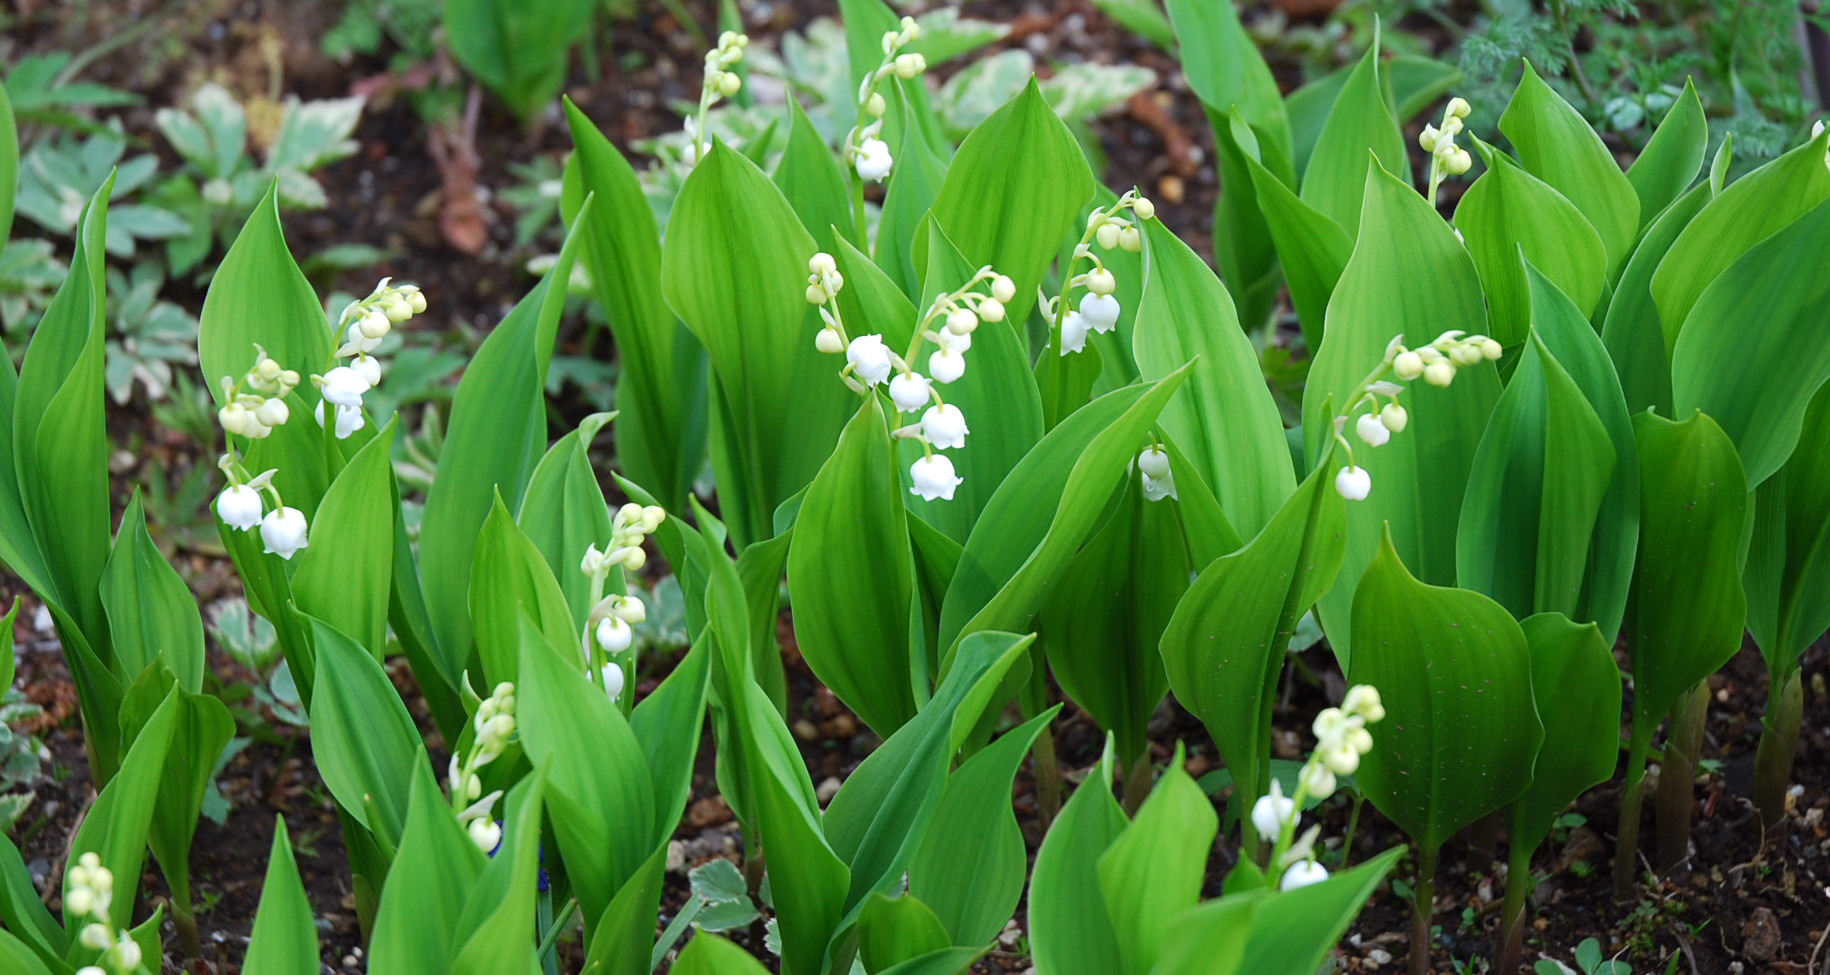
1080;293;1120;333
260;507;310;560
847;334;894;386
889;372;932;413
855;138;893;182
595;615;634;655
217;485;263;531
1280;859;1330;891
910;454;963;501
1335;465;1371;501
1251;780;1298;839
1137;447;1171;480
1298;760;1337;800
1059;310;1089;355
1355;413;1391;447
920;404;968;449
929;347;966;384
601;662;626;702
319;366;370;408
467;817;502;853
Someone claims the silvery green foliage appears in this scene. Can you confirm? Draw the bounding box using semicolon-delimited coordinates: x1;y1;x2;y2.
155;82;363;211
0;238;65;332
13;125;190;258
104;263;199;404
934;49;1155;141
0;688;44;833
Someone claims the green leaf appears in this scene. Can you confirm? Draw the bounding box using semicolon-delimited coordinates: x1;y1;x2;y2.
1625;411;1747;732
929;79;1095;327
1670;198;1830;488
1347;532;1544;851
583;842;668;975
564;101;706;513
1149;891;1257;975
0;931;54;975
787;395;917;736
1096;748;1218;975
244;818;319;975
450;773;546;975
1744;381;1830;672
1302;162;1499;664
1135;216;1295;536
0;78;16;245
1286;57;1461;180
1600;180;1710;418
1497;62;1639;275
1237;124;1352;353
292;420;396;654
100;492;204;690
672;935;773;975
367;766;487;975
469;496;577;688
907;709;1054;946
1624;80;1706;226
198;182;332;407
1228;846;1406;975
516;412;615;637
774;96;857;254
1160;462;1345;822
860;893;952;972
0;836;60;966
1651;127;1830;339
445;0;594;119
420;203;584;676
307;616;425;848
1453;142;1607;346
1457;326;1616;620
68;685;180;931
630;638;713;845
1028;750;1127;975
661;141;853;548
1507;614;1620;854
874;97;950;297
118;672;233;928
1299;35;1408;233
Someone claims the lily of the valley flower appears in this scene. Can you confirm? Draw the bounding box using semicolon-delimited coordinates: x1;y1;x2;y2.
217;484;263;531
1059;310;1090;356
910;454;963;501
929;346;966;384
318;365;370;408
1355;413;1391;447
1251;779;1298;839
847;334;895;386
920;404;969;449
260;507;310;560
1280;859;1330;891
889;372;932;412
595;615;634;655
1080;292;1121;333
855;138;893;183
1137;446;1177;502
1334;465;1371;501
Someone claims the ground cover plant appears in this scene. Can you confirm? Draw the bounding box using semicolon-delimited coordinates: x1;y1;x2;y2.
0;1;1825;974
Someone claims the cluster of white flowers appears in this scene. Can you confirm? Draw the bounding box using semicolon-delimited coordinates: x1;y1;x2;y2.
319;279;425;440
1136;445;1176;502
66;853;141;975
1330;330;1500;502
682;31;749;168
1250;685;1385;891
449;682;517;853
847;17;927;183
215;349;300;440
807;252;1013;502
1421;97;1473;205
1048;191;1154;356
580;503;665;702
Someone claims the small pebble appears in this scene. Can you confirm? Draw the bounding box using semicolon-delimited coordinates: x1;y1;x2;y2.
816;776;841;804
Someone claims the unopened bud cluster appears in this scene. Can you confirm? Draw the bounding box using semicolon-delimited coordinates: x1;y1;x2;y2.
848;17;927;183
216;348;301;441
1422;97;1474;206
1331;330;1499;502
319;278;426;441
682;32;750;168
582;503;667;576
579;503;665;702
807;252;1012;503
1050;191;1155;356
66;853;142;975
450;682;517;853
1251;684;1385;892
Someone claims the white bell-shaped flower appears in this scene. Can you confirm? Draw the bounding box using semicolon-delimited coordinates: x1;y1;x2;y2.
595;615;634;655
1380;404;1408;433
1080;293;1121;334
1250;780;1297;839
1393;351;1424;381
855;138;893;182
815;328;844;354
920;404;968;449
319;366;370;407
1356;413;1391;447
1298;760;1337;801
847;334;894;386
929;347;966;384
260;507;310;560
909;454;963;501
889;372;932;413
217;485;264;531
353;354;382;387
255;398;290;427
1141;472;1177;503
936;328;972;354
1334;465;1371;501
601;662;626;702
1137;447;1171;480
467;817;502;853
1059;310;1089;355
1320;739;1361;775
1280;859;1330;891
1343;684;1385;723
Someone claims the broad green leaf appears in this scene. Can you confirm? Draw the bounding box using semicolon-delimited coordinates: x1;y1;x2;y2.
0;931;53;975
517;618;656;922
1149;891;1257;975
831;236;918;358
420;204;583;677
1497;62;1638;274
1457;328;1615;620
1303;162;1499;663
1096;748;1218;975
661;141;853;548
874;96;950;296
929;79;1095;327
564;101;706;513
1091;0;1177;52
307;616;425;848
1507;614;1620;855
445;0;593;118
0;837;60;966
1238;125;1352;352
774;96;857;254
68;686;179;931
367;766;487;975
0;600;15;691
198;182;332;406
292;420;396;655
1625;411;1747;731
1600;180;1710;417
672;935;773;975
788;395;917;736
516;412;615;637
746;688;850;975
1670;198;1830;487
1651;128;1830;338
1744;382;1830;673
938;367;1191;657
118;672;233;932
243;819;319;975
1135;216;1295;535
1286;57;1462;179
469;496;576;688
1347;532;1544;851
860;893;952;972
1029;750;1127;975
100;492;204;690
907;709;1054;946
630;638;712;845
1228;846;1406;975
1624;80;1706;225
583;843;668;975
1453;142;1607;346
1160;461;1346;821
1300;35;1408;233
450;773;545;975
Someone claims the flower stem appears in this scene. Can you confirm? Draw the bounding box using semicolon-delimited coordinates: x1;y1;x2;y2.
1409;844;1439;975
1753;665;1803;832
1495;838;1532;975
1612;730;1651;902
1654;682;1709;875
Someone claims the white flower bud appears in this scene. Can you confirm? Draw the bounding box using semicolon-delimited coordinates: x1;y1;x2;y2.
920;403;968;449
467;817;502;853
65;889;95;919
254;398;289;427
76;968;106;975
867;92;886;117
1393;351;1424;381
613;596;647;624
1059;310;1089;355
79;922;110;949
1334;465;1371;501
110;936;142;971
354;354;382;387
362;308;393;338
1346;726;1374;754
855;138;893;183
1096;223;1121;250
1343;685;1385;722
928;347;966;384
1447;97;1472;119
1131;197;1155;220
889;372;932;413
846;334;895;386
909;454;963;501
1419;124;1441;152
1084;268;1117;296
1480;338;1503;360
1355;413;1391;447
602;662;626;702
977;297;1005;323
621;546;647;572
217;485;264;532
719;72;742;97
894;53;926;78
596;616;633;655
260;507;310;560
1118;226;1142;252
406;289;427;314
1250;781;1297;839
1137;447;1171;480
946;308;978;334
1321;739;1361;775
1446;147;1472;175
936;328;972;354
1424;361;1456;387
1380;403;1408;433
319;366;370;408
1298;760;1337;800
991;275;1016;303
806;283;829;305
219;402;253;437
1080;293;1120;334
816;328;844;354
1280;859;1330;891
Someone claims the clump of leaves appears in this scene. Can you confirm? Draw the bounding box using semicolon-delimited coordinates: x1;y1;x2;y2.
1534;937;1631;975
0;688;45;834
105;263;199;404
